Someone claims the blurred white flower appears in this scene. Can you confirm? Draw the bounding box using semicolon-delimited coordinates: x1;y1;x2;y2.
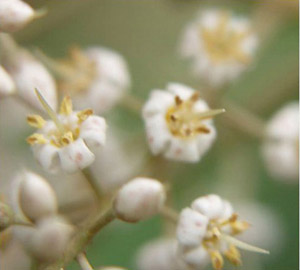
3;49;58;111
0;0;35;32
177;194;267;270
114;177;166;222
26;94;106;173
0;65;15;98
143;83;222;162
262;102;299;181
180;9;258;87
58;46;130;114
136;238;187;270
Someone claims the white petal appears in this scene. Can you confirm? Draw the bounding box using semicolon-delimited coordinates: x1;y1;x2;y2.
167;83;194;100
177;208;208;248
80;115;107;148
192;194;225;220
144;113;171;155
195;124;217;159
58;139;95;173
164;138;200;162
181;245;210;269
0;65;15;97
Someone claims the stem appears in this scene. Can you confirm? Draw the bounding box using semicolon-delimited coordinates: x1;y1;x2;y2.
222;99;266;140
120;94;144;113
159;205;179;224
76;253;94;270
81;168;102;203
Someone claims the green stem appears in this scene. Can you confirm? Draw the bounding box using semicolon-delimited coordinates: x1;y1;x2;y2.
159;205;179;224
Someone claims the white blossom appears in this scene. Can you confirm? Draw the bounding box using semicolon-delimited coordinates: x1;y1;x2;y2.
26;94;106;173
143;83;221;162
4;50;58;111
177;194;268;270
58;47;130;114
180;9;258;87
262;102;299;181
114;177;166;222
0;65;15;98
0;0;35;32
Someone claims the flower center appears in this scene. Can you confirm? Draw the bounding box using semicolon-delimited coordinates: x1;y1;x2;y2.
200;12;251;64
165;94;224;139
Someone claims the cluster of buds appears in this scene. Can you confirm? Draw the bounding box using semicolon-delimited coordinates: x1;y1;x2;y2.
143;83;223;162
10;171;74;263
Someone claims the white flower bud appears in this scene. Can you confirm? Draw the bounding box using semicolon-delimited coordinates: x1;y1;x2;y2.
29;216;74;262
97;267;126;270
0;65;15;98
0;202;14;232
17;171;58;221
4;50;57;111
114;177;166;222
0;0;35;32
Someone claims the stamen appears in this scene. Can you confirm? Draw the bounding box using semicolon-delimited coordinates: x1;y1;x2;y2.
61;131;74;146
35;89;65;134
26;133;47;145
175;96;183;106
196;126;210;134
197;108;226;120
224;244;242;266
59;96;73;116
209;250;224;270
77;109;93;124
220;233;270;254
190;92;200;102
27;115;46;129
231;220;250;234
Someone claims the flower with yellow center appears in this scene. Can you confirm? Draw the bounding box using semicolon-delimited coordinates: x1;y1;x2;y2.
180;9;258;86
26;90;106;173
143;83;224;162
177;194;269;270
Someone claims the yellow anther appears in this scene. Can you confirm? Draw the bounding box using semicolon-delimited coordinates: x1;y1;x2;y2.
61;131;74;146
77;109;93;124
27;115;46;129
231;220;250;235
26;133;47;145
224;245;242;266
59;96;73;116
209;250;224;270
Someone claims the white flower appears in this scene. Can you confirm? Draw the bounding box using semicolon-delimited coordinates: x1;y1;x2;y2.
26;94;107;173
0;202;14;232
262;102;299;181
180;9;258;87
4;49;58;111
0;0;35;32
136;238;188;270
114;177;166;222
176;194;268;270
0;65;15;98
58;47;130;113
143;83;222;162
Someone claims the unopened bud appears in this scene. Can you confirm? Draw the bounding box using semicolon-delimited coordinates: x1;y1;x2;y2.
18;171;58;221
114;177;166;222
29;216;74;262
0;65;15;98
97;267;127;270
0;0;35;32
0;202;14;231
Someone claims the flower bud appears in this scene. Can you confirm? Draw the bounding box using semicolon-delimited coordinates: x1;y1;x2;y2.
0;202;14;232
29;216;74;262
0;65;15;98
0;0;35;32
18;171;58;221
97;267;126;270
114;177;166;222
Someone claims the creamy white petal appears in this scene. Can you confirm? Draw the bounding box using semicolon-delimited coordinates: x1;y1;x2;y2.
33;144;60;174
167;82;194;100
181;245;210;269
58;139;95;173
0;65;15;97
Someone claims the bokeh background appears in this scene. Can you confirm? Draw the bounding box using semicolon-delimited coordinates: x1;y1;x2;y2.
0;0;298;270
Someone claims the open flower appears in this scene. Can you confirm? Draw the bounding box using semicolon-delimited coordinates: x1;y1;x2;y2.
262;102;299;181
56;46;130;113
180;9;258;87
143;83;223;162
26;91;106;173
176;194;269;270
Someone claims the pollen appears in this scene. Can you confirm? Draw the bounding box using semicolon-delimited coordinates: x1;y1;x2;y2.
165;93;224;139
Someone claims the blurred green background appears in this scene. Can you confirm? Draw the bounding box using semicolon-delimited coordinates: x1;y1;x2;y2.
9;0;299;269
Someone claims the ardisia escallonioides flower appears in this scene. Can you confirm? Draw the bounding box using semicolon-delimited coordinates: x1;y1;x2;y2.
26;90;107;173
180;9;258;87
176;194;269;270
143;83;224;162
